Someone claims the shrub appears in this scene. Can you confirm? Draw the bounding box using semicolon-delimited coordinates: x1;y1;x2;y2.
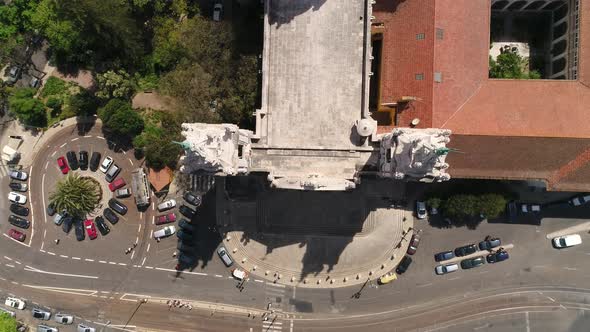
46;96;62;110
40;76;67;97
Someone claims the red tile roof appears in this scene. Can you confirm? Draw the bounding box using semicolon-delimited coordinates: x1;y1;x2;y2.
148;167;172;192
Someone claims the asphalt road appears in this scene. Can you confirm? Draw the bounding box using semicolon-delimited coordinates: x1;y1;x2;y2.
2;122;590;331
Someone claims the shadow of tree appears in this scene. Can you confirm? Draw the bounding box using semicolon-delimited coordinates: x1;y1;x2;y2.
268;0;328;27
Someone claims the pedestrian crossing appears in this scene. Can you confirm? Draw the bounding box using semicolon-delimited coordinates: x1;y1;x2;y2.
262;283;287;332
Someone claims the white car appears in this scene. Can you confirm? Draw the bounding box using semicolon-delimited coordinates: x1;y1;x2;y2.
77;323;96;332
99;156;113;173
520;204;541;213
154;225;176;239
9;170;28;181
435;263;459;275
416;201;427;219
213;3;222;21
8;191;27;204
157;199;176;212
553;234;582;248
569;195;590;207
54;313;74;324
5;297;26;310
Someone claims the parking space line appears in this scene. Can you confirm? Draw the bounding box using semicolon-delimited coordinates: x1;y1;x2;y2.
149;230;153;239
141;257;146;266
4;256;12;261
60;255;68;258
147;243;151;252
137;224;141;233
108;262;117;265
85;259;94;262
130;251;135;259
128;158;134;165
43;229;46;238
51;150;56;157
96;136;105;140
71;138;78;142
145;266;154;269
41;242;44;250
47;252;56;256
99;260;107;264
214;274;223;278
122;150;126;155
3;234;31;247
72;257;81;260
84;135;92;138
40;249;46;253
118;263;127;266
135;236;139;244
44;161;48;170
14;261;21;265
60;143;67;148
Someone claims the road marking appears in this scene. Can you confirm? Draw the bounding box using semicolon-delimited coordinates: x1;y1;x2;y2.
152;216;155;225
128;158;133;165
22;284;99;296
60;143;67;148
71;138;78;142
525;311;530;332
267;282;286;288
4;256;12;261
97;136;105;140
152;202;155;210
99;260;107;264
290;319;294;332
564;267;577;271
135;236;139;244
255;279;264;283
46;252;56;255
28;166;34;246
108;262;117;265
118;263;127;266
147;243;151;252
417;283;433;288
42;172;47;225
141;257;146;266
43;229;46;238
130;251;135;259
85;259;94;262
44;161;48;170
84;135;92;138
14;260;21;265
138;224;141;233
40;249;46;253
214;274;223;278
60;255;68;258
3;234;31;247
449;276;461;280
5;264;15;268
51;150;56;157
41;241;44;250
149;230;153;239
122;150;126;155
133;265;140;268
11;281;18;285
24;266;99;279
546;296;556;302
145;266;154;269
72;257;81;260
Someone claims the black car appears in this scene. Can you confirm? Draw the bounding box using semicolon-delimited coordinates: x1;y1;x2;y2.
79;151;89;170
74;220;85;241
460;256;485;269
179;219;196;233
108;199;128;215
486;251;509;263
66;151;79;170
95;216;110;236
396;256;413;274
103;208;119;224
478;238;501;251
46;202;56;216
177;241;196;252
89;152;101;172
176;229;194;242
9;182;27;192
10;204;29;217
179;205;195;219
9;215;30;229
434;250;455;262
454;244;478;257
62;216;73;233
183;191;202;207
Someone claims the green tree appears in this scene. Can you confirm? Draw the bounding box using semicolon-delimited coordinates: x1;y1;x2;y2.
489;46;541;79
49;173;101;217
8;88;47;127
476;194;507;219
45;96;62;110
95;70;135;100
67;89;97;116
133;111;182;170
40;76;67;98
0;312;17;332
426;197;442;210
98;99;144;137
0;0;39;64
443;194;478;219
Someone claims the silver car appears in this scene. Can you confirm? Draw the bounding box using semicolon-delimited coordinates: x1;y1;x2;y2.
77;323;95;332
32;308;51;320
435;263;459;275
217;246;233;267
157;199;176;212
9;170;28;181
54;313;73;324
37;325;58;332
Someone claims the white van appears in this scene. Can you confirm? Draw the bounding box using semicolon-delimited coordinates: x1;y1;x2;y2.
154;225;176;239
553;234;582;248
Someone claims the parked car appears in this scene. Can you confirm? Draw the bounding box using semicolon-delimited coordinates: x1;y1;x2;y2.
179;219;196;233
78;151;88;170
157;199;176;212
461;256;485;269
94;216;110;236
177;242;196;253
217;246;233;266
59;216;72;234
8;191;27;204
8;228;26;242
99;156;113;173
9;215;30;229
108;198;127;215
54;211;67;225
154;226;176;239
407;233;420;255
105;164;121;183
415;201;427;219
32;308;51;320
84;219;97;240
103;208;119;225
46;202;57;216
213;3;223;21
569;194;590;207
396;256;413;274
506;200;517;222
9;182;28;192
54;313;74;324
66;151;79;170
115;188;131;198
179;205;195;219
183;192;202;207
378;273;398;285
454;244;477;257
553;234;582;248
37;325;59;332
9;170;28;181
74;220;85;241
77;323;96;332
435;263;459;275
156;213;176;225
434;250;455;262
108;178;126;192
478;237;501;251
30;76;41;88
10;203;29;216
486;251;509;263
520;203;541;213
5;297;26;309
89;152;101;172
178;253;196;267
176;229;194;242
57;156;69;174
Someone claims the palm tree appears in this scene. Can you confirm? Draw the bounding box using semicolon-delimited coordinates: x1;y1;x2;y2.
49;173;101;217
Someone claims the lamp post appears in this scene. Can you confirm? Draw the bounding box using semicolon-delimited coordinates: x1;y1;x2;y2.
123;298;148;329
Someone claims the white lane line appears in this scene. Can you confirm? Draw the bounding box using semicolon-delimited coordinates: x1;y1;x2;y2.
71;138;78;142
149;230;153;239
108;262;117;265
152;216;155;225
39;249;46;253
255;279;264;283
42;173;47;225
28;165;34;246
118;263;127;266
24;266;99;279
41;241;44;250
152;202;155;210
146;243;151;252
130;251;135;259
60;143;67;148
564;267;577;271
290;319;294;332
3;234;31;247
128;158;133;165
47;252;56;256
546;296;556;302
417;283;433;288
84;135;92;138
140;212;143;219
141;257;146;266
133;265;140;268
44;161;48;170
51;150;56;157
449;276;461;281
214;274;223;278
122;150;126;155
135;237;139;244
4;256;12;261
85;259;94;262
72;257;81;260
5;264;15;268
525;311;530;332
145;266;154;269
99;260;107;264
138;224;141;233
11;281;18;285
14;261;21;265
43;229;46;238
60;255;68;258
96;136;105;140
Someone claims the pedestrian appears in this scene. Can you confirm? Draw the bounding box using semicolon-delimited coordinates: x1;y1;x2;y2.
156;238;160;243
55;239;60;244
173;252;177;258
133;243;137;248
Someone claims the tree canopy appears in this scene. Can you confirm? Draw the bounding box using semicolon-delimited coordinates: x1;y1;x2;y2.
98;99;144;137
49;173;101;217
8;88;47;127
0;312;17;332
489;46;541;79
133;111;183;170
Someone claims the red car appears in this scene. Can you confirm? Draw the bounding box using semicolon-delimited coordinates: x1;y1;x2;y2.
407;233;420;255
8;229;25;242
84;219;97;240
156;213;176;225
57;156;69;174
108;178;126;192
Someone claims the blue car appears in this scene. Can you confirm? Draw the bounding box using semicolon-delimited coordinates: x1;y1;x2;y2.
486;251;509;263
434;250;455;262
